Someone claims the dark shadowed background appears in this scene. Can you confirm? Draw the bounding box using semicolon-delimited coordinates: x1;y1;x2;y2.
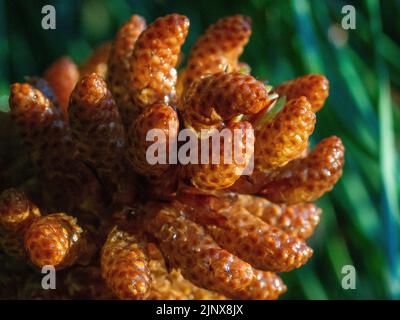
0;0;399;299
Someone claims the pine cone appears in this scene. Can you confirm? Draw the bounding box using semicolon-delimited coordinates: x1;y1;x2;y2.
24;213;93;269
129;14;189;111
184;15;252;90
69;73;136;205
275;74;329;112
107;15;146;127
2;13;345;300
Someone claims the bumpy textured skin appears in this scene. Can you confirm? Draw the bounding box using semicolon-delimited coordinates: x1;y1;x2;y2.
3;13;346;301
183;72;273;131
145;202;286;299
69;74;135;205
146;243;226;300
129;14;189;111
237;195;321;239
145;203;255;298
275;74;329;112
184;15;252;90
255;96;316;172
44;56;80;120
260;136;345;204
238;270;286;300
185;121;255;191
101;227;151;300
80;42;112;79
9;83;101;212
127;103;179;176
0;189;41;258
202;203;313;272
107;15;146;127
24;213;89;269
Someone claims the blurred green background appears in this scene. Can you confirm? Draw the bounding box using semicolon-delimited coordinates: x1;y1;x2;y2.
1;0;400;299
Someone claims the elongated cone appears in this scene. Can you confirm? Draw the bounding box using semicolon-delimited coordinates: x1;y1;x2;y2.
260;136;345;204
129;14;189;112
146;242;226;300
24;213;94;269
255;96;316;172
145;201;287;299
127;103;179;176
237;195;321;239
275;74;329;112
145;202;253;298
9;83;102;212
189;200;313;272
185;121;255;191
44;56;79;120
0;189;40;259
184;15;252;90
183;72;274;131
69;73;136;205
101;227;151;300
107;15;146;127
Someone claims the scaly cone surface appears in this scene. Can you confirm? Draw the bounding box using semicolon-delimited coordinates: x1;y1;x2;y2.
2;13;344;300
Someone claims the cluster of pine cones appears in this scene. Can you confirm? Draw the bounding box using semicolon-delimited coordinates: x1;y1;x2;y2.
0;14;344;299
